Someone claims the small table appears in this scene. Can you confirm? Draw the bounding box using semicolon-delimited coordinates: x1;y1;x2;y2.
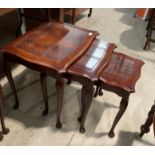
0;21;99;129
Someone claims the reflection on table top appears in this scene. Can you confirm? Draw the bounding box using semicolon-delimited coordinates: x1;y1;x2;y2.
1;21;99;73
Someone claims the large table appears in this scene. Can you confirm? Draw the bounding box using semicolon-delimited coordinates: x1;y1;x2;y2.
0;21;106;131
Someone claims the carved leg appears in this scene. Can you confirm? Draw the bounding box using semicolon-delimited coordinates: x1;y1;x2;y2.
77;85;86;123
40;73;49;116
0;85;9;136
79;84;94;133
108;93;129;138
55;78;64;129
88;8;92;17
139;104;155;137
3;59;19;109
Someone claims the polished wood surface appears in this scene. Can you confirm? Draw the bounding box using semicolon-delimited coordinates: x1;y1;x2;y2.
99;52;145;93
68;39;117;81
2;21;99;73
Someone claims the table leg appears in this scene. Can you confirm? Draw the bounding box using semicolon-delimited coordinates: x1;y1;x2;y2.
55;78;64;129
94;84;100;98
94;85;103;98
88;8;92;17
66;79;72;85
77;85;86;123
3;60;19;109
40;73;49;116
79;84;94;133
0;85;9;136
139;104;155;137
108;93;129;138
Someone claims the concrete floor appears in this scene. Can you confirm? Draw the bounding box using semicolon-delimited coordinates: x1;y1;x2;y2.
0;8;155;146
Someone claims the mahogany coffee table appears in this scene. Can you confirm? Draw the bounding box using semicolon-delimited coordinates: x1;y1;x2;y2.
0;21;99;129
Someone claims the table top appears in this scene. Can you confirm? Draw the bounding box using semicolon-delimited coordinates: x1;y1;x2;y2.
1;21;99;73
99;52;145;93
68;39;117;81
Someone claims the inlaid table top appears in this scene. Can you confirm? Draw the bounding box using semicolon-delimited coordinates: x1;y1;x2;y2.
99;52;144;93
0;21;99;73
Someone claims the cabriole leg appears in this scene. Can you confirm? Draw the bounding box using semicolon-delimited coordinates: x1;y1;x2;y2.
40;73;49;116
79;84;94;133
108;93;129;138
55;78;64;129
0;85;9;136
3;58;19;109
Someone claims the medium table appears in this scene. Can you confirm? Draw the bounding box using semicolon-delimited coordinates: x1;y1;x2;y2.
65;39;117;132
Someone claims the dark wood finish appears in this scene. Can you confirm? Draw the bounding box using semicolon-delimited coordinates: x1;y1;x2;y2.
64;8;92;24
0;21;99;128
139;103;155;138
97;52;144;137
68;39;117;81
3;59;19;109
0;20;144;138
0;84;9;141
99;52;145;93
55;78;64;129
40;73;48;116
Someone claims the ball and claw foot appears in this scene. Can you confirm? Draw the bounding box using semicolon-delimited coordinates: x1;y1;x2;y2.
108;131;115;138
56;121;62;129
79;126;85;133
77;116;82;123
3;128;9;135
139;125;150;137
13;103;19;109
42;109;48;116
